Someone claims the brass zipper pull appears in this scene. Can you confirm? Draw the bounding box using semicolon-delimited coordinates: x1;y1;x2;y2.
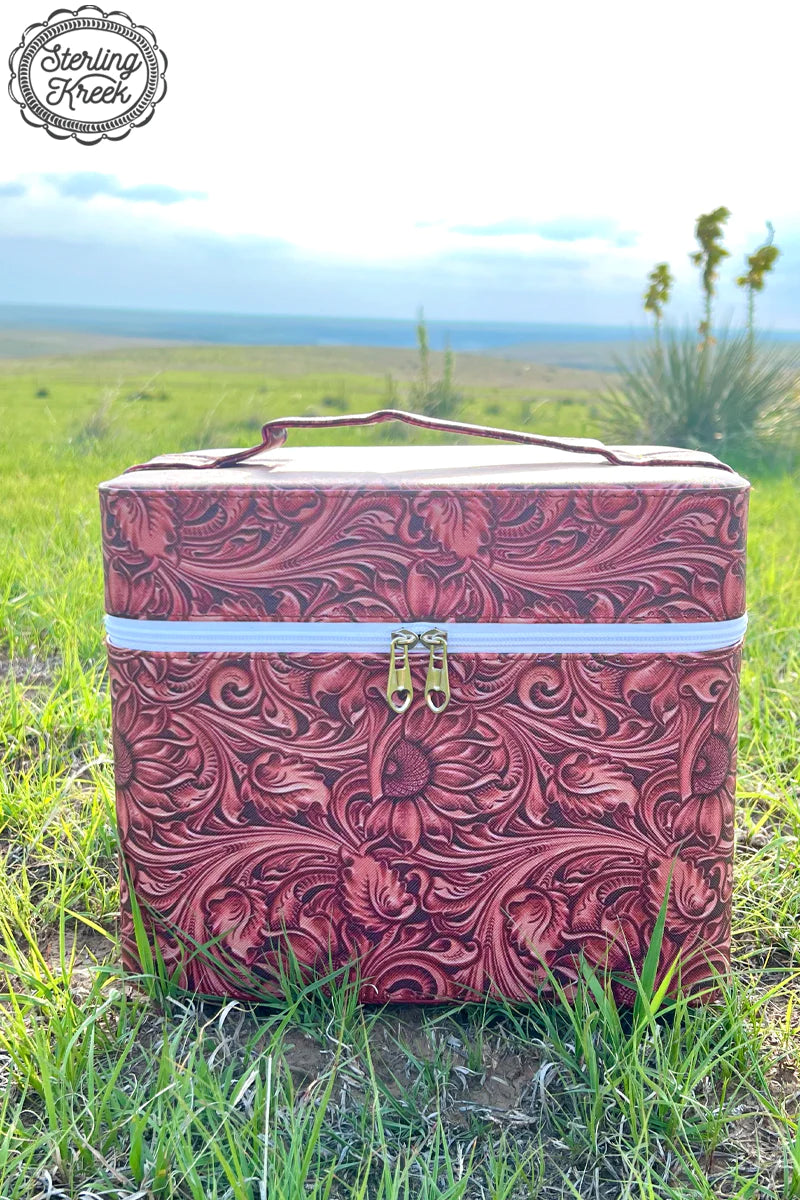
386;629;418;714
421;628;450;714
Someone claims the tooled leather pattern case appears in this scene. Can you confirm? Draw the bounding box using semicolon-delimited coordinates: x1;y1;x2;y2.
100;443;749;1002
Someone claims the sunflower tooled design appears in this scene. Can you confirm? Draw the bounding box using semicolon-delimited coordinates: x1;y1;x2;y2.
381;739;433;799
691;734;731;796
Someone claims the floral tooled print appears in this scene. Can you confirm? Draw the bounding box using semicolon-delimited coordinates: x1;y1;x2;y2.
109;645;740;1003
359;704;523;852
101;486;748;623
546;753;638;822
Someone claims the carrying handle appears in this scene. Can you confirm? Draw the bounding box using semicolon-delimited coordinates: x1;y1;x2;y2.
125;408;735;473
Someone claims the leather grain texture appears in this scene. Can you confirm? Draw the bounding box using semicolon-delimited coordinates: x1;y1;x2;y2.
100;484;748;624
109;645;740;1002
100;433;749;1002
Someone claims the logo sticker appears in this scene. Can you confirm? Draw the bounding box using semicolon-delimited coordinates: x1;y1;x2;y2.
8;5;166;144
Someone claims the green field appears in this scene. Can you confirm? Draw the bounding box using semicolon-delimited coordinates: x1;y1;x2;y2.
1;346;799;1198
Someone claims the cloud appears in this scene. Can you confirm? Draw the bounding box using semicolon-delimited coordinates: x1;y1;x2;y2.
533;217;634;245
0;180;797;328
0;224;646;325
116;183;206;204
448;216;636;247
1;222;798;327
0;182;27;198
448;218;547;237
42;173;206;205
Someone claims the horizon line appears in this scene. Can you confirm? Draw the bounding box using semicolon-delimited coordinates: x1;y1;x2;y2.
1;299;800;337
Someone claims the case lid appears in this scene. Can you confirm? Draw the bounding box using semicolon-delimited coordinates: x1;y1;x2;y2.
100;443;748;492
98;413;749;625
100;408;748;492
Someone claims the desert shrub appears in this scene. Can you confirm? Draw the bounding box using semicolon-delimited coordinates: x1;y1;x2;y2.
377;420;411;442
414;375;464;420
321;394;349;412
382;371;402;409
71;388;118;445
600;329;800;464
408;314;464;420
125;389;170;402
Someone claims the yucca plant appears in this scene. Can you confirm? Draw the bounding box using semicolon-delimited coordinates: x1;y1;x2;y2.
643;262;674;347
691;207;731;349
601;329;800;463
737;222;781;358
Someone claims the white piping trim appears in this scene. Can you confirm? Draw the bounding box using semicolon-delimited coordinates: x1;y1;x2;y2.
105;614;748;655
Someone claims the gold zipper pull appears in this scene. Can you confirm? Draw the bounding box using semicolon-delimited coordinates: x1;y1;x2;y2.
386;629;418;714
421;628;450;714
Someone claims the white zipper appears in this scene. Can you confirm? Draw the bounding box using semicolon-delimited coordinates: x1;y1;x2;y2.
105;614;747;654
106;614;746;717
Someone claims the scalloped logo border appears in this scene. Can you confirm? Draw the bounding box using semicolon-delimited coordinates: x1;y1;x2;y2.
8;5;166;144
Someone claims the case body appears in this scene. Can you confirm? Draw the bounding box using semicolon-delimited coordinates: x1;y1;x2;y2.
100;441;749;1003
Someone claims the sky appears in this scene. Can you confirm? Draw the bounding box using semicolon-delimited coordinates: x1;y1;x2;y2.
2;0;800;326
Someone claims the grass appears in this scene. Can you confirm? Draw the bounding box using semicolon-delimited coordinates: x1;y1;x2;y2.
0;345;799;1197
